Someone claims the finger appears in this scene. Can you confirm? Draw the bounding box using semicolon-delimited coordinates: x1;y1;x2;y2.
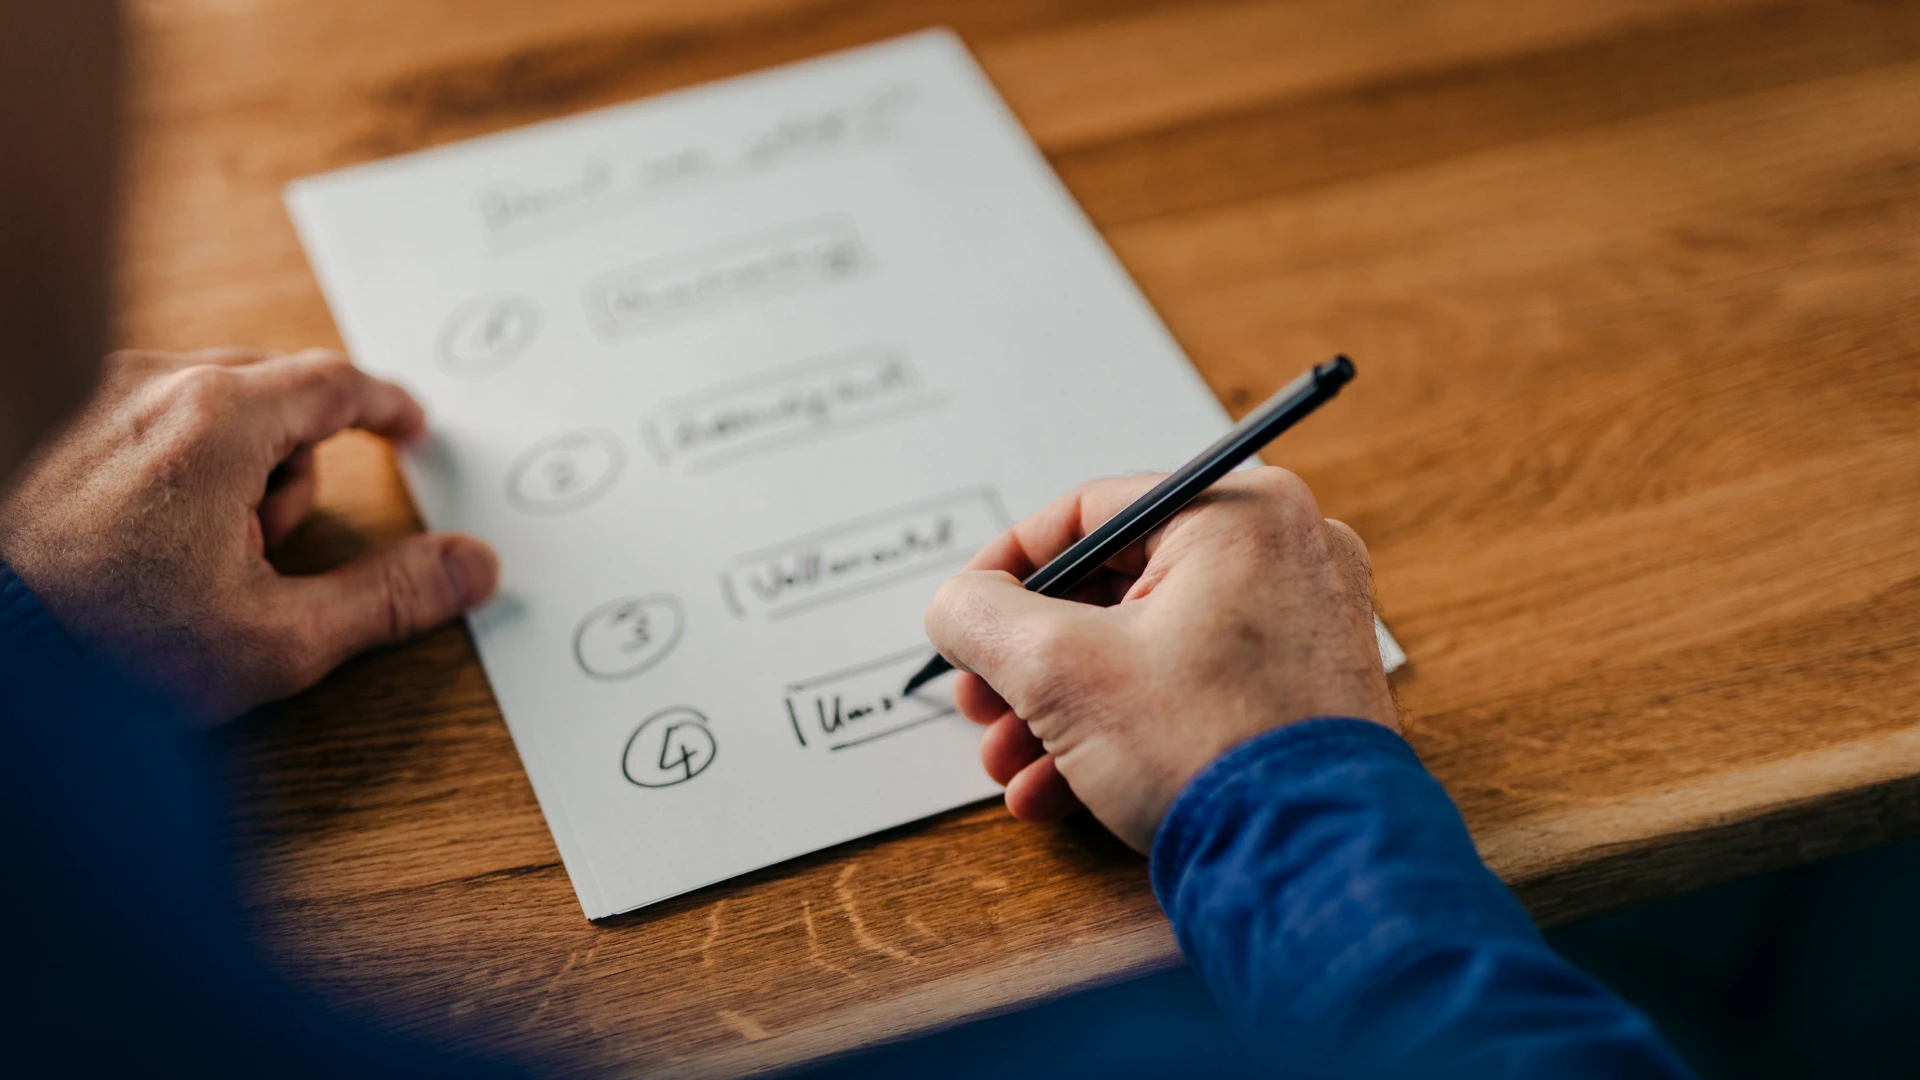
287;532;498;676
963;474;1165;579
954;671;1011;726
924;569;1107;713
259;445;317;549
979;712;1045;786
241;349;426;454
1004;754;1082;822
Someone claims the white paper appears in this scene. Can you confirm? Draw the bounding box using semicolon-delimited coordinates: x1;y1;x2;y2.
286;30;1404;918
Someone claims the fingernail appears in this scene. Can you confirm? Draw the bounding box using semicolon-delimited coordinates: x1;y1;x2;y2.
442;538;499;608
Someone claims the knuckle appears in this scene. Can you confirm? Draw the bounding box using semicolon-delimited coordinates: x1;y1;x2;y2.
1016;622;1091;711
928;572;1008;638
163;363;240;419
1023;621;1073;669
295;353;362;419
376;546;458;644
103;350;172;399
1324;518;1373;567
924;576;967;638
138;365;242;450
304;350;356;380
1255;467;1313;509
929;572;970;613
380;556;431;641
1243;469;1320;535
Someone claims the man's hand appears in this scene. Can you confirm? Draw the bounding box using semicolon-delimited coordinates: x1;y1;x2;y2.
924;468;1396;853
0;347;498;722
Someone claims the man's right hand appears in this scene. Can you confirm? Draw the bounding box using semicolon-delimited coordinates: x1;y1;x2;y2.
923;468;1398;853
0;347;498;723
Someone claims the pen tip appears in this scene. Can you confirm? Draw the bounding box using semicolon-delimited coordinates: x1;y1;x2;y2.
901;655;948;697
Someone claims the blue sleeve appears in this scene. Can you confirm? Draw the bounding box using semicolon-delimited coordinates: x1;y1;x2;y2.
0;563;529;1078
1152;719;1695;1078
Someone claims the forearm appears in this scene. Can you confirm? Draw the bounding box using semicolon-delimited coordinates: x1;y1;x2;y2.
1152;719;1693;1077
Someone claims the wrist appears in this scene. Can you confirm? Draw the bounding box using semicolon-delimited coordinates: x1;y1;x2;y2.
1151;718;1420;896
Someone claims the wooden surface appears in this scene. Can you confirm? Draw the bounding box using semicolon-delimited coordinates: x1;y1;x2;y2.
117;0;1920;1074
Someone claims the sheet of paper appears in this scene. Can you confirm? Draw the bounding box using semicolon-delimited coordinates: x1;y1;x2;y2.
287;29;1403;918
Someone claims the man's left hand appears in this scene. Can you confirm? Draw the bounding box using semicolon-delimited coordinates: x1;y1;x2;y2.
0;347;498;722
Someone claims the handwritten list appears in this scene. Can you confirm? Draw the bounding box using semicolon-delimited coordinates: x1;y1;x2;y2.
287;31;1326;918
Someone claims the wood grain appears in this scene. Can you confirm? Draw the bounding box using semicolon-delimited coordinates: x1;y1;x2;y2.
113;0;1920;1073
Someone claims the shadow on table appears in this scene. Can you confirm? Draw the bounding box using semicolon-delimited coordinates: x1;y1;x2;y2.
1547;836;1920;1079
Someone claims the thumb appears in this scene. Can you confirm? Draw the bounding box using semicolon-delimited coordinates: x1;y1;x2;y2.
924;569;1106;715
295;532;499;671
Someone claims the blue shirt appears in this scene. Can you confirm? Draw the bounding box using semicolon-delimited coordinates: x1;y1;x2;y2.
1153;720;1694;1077
0;562;1690;1076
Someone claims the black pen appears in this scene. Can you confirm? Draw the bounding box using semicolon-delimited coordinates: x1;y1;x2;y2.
901;354;1357;697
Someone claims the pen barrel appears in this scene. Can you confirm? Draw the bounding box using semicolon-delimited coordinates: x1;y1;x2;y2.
1022;356;1353;597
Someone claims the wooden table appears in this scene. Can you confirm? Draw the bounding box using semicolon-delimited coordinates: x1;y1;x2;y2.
121;0;1920;1073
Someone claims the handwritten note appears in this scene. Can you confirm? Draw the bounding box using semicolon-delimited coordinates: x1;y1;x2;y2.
286;30;1403;918
784;647;959;752
643;344;938;471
